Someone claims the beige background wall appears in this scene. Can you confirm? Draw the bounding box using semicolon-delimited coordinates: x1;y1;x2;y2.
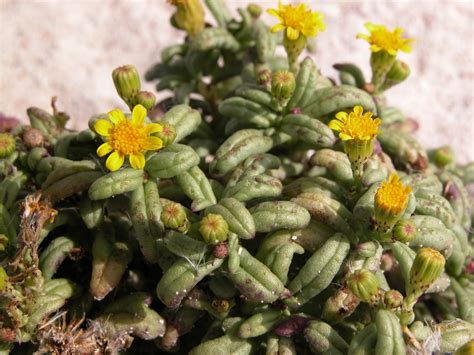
1;0;473;162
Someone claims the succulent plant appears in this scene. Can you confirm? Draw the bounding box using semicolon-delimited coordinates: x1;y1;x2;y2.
1;0;473;354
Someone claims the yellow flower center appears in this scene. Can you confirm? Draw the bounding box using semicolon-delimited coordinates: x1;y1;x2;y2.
328;106;381;142
375;174;412;215
109;120;147;156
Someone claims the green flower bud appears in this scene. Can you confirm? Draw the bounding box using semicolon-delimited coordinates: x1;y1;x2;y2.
161;201;188;231
381;60;410;91
0;133;16;158
135;91;156;111
247;3;262;18
0;266;8;291
257;69;272;88
455;340;474;355
347;269;379;303
407;248;445;299
355;241;379;258
155;123;176;147
271;70;296;103
433;146;454;167
392;219;417;243
384;289;403;309
112;65;141;103
199;214;229;245
169;0;205;37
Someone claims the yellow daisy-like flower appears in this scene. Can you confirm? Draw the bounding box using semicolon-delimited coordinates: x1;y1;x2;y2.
94;104;163;172
375;173;412;218
328;105;381;142
267;2;325;41
357;22;414;56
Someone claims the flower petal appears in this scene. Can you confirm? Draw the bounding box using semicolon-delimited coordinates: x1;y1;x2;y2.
129;153;146;169
353;106;364;116
143;136;163;151
267;8;282;19
108;108;125;124
144;123;163;134
271;23;285;33
96;142;113;157
94;119;113;137
335;112;348;122
131;104;147;126
339;133;353;141
105;151;124;172
328;120;343;131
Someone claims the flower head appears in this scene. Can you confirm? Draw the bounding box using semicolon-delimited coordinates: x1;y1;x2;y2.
94;104;163;171
329;105;381;142
0;133;16;158
357;23;414;56
406;248;445;303
267;2;325;41
375;174;412;217
347;269;379;303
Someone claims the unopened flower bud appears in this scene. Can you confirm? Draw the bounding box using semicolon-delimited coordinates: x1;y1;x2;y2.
247;3;262;18
135;91;156;111
381;60;410;91
161;201;188;231
22;127;44;148
271;70;296;103
347;269;379;302
392;219;417;243
112;65;141;104
407;248;445;299
199;214;229;245
169;0;205;37
0;133;16;158
155;123;176;147
213;242;228;259
433;146;454;168
256;69;272;87
384;289;403;309
355;241;379;258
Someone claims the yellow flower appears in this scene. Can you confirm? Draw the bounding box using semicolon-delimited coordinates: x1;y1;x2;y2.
357;23;414;56
328;105;381;142
267;2;325;41
94;104;163;172
375;174;412;217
